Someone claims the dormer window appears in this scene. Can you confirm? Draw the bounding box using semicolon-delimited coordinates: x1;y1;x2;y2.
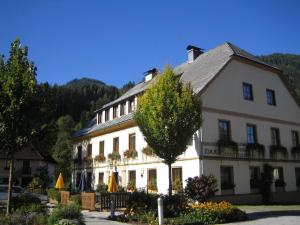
128;98;135;113
97;113;102;124
113;106;118;119
120;102;126;116
105;109;109;122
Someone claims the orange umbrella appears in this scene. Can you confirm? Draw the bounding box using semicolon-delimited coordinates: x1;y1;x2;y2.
108;172;118;193
55;173;65;189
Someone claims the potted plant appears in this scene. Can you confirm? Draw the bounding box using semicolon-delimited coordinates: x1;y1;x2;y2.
94;154;106;163
142;146;155;156
108;152;121;161
123;149;138;159
147;178;158;192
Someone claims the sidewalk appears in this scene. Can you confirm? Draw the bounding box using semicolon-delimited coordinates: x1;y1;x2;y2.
82;210;131;225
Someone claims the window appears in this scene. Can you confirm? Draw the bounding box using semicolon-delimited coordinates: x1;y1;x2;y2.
129;133;136;150
271;128;280;145
247;124;257;144
266;89;276;106
77;145;82;164
98;172;104;184
87;144;92;156
172;167;183;190
22;160;31;175
105;109;109;121
99;141;104;155
128;170;136;188
273;167;284;183
128;98;135;113
113;137;119;153
295;168;300;188
113;106;118;119
221;166;234;190
148;169;157;190
219;120;231;141
76;173;81;187
292;131;299;147
243;82;253;101
97;113;102;124
120;102;126;116
87;172;92;190
249;167;260;189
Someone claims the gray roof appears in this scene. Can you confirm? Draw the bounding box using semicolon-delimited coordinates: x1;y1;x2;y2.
73;42;280;138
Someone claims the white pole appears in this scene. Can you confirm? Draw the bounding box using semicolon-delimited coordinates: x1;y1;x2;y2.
157;197;163;225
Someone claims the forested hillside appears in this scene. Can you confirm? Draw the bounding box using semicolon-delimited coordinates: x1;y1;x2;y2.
259;53;300;97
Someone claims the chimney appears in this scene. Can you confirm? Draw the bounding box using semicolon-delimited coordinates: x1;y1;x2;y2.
186;45;203;63
144;68;158;82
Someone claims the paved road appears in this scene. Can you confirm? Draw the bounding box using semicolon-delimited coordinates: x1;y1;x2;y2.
82;210;131;225
227;205;300;225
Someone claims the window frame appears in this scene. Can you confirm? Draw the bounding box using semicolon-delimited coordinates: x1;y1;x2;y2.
128;98;135;113
271;127;281;146
99;141;105;155
246;124;257;144
292;130;299;148
113;105;118;119
218;120;231;141
87;144;92;156
266;89;276;106
98;172;104;184
128;133;136;150
220;166;234;190
243;82;253;101
113;137;119;153
105;109;110;121
120;102;126;116
97;112;102;124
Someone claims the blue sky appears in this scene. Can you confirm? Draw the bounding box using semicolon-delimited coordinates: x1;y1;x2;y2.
1;0;300;87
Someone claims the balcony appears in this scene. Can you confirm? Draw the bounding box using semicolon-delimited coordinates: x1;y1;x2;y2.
201;141;264;160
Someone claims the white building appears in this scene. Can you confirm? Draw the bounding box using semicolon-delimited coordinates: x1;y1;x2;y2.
72;43;300;197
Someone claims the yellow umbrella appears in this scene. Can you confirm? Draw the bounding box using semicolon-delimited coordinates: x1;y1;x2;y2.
108;172;118;193
55;173;65;189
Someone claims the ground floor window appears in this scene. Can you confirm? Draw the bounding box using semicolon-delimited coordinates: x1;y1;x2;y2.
98;172;104;184
76;172;81;187
249;167;260;189
87;172;92;190
147;169;157;191
128;170;136;190
172;167;183;191
295;168;300;188
221;166;234;190
273;167;285;188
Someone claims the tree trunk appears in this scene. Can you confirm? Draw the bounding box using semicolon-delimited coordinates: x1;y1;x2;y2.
168;163;172;196
6;158;14;215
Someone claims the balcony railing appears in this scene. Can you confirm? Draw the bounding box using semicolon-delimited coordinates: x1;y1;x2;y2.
201;142;264;159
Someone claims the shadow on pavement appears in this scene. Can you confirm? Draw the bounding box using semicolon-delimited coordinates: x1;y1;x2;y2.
247;210;300;221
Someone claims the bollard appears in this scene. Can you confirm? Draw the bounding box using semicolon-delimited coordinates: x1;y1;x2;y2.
110;194;115;218
157;197;163;225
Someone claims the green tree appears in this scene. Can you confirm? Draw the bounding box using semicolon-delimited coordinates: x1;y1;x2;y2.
52;115;75;187
134;67;202;196
0;39;37;214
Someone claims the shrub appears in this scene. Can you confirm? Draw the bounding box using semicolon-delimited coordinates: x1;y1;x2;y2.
95;184;108;193
70;194;81;206
163;194;189;217
16;203;46;214
48;188;61;202
173;178;183;193
48;202;84;225
27;177;45;194
185;175;218;202
12;193;41;209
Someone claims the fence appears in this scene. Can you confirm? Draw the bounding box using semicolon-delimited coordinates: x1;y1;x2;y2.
60;191;70;205
81;192;95;210
95;192;131;211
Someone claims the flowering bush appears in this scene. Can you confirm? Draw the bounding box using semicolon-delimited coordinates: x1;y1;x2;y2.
185;175;218;202
94;154;106;162
124;149;138;159
191;201;232;213
142;146;155;156
108;152;121;161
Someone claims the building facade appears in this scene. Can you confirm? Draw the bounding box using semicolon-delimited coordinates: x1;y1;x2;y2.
72;43;300;195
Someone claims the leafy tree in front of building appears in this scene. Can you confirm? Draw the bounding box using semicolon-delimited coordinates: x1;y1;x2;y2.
134;66;202;196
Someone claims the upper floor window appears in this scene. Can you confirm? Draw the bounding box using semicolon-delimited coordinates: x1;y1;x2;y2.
113;137;119;153
266;89;276;106
128;98;135;113
247;124;257;144
105;109;109;121
99;141;105;155
292;130;299;147
87;144;92;156
77;146;82;160
97;113;102;124
271;128;280;145
219;120;231;141
243;82;253;101
120;102;126;116
129;133;136;150
113;106;118;119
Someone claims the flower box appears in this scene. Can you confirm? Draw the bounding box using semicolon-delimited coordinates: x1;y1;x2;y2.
108;152;121;161
123;149;138;159
94;154;106;163
142;147;155;156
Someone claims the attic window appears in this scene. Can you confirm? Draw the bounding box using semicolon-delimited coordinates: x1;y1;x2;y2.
97;113;102;124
